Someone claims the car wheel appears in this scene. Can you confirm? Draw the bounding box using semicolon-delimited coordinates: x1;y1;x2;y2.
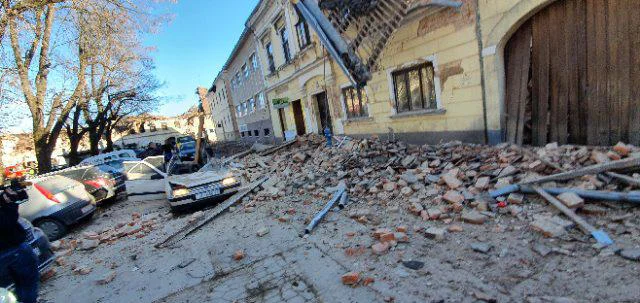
35;219;67;241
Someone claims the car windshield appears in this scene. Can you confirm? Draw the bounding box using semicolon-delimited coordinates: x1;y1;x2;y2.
181;142;196;149
177;136;194;144
97;164;117;174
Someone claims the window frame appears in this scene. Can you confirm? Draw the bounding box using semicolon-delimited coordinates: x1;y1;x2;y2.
242;64;249;79
250;53;259;70
264;42;276;73
342;86;369;119
279;26;291;63
295;19;311;49
391;62;437;114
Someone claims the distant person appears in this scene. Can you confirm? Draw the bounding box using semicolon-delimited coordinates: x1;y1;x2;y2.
0;178;39;303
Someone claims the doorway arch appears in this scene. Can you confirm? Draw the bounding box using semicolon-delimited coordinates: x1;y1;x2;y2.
503;0;640;146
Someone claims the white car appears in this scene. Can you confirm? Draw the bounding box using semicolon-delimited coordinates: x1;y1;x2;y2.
123;156;241;211
79;150;139;170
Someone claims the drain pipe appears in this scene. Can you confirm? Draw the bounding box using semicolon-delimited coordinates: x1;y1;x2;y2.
474;0;490;145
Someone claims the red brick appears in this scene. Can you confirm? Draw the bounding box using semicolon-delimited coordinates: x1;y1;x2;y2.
613;142;631;156
341;272;360;285
443;190;464;204
233;250;245;261
379;232;396;243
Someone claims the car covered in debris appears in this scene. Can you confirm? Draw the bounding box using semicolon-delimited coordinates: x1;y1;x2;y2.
123;156;241;211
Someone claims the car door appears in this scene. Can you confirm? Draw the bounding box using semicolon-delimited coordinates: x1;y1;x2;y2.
123;160;167;202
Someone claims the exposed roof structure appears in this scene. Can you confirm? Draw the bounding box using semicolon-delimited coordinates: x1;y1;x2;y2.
295;0;462;87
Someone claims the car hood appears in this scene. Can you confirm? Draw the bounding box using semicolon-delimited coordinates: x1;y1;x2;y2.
167;170;233;188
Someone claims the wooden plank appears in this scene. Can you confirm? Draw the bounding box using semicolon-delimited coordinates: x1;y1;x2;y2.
616;0;631;143
532;186;613;246
547;3;561;143
515;21;532;145
607;0;620;144
594;1;609;146
504;31;523;143
566;0;581;144
555;0;569;145
630;0;640;145
155;177;269;249
532;10;550;146
575;0;589;144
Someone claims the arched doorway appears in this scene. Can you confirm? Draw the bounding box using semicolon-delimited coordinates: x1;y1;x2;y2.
504;0;640;146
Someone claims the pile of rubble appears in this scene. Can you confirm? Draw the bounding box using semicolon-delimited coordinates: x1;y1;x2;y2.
229;134;640;257
44;212;167;283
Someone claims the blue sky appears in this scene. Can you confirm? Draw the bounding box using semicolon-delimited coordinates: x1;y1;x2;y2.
147;0;259;117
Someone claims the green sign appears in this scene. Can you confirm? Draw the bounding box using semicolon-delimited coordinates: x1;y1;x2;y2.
272;97;290;106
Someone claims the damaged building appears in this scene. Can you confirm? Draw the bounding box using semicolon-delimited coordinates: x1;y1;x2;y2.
206;0;640;147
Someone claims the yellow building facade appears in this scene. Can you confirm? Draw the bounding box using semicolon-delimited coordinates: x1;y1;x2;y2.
242;0;636;145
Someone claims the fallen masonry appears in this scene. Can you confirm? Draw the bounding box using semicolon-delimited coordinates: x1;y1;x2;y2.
41;133;640;303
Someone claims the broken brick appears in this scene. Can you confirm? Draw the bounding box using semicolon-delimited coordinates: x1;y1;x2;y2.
461;210;487;225
371;242;390;255
557;192;585;209
441;174;462;189
443;190;464;204
507;193;524;205
341;272;360;285
233;250;245;261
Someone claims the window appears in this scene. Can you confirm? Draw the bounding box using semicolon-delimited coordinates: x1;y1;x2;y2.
342;86;369;118
264;128;271;136
241;132;245;138
257;93;265;109
242;102;248;116
242;64;249;79
265;42;275;73
247;131;252;137
279;27;291;63
296;19;311;49
235;72;242;85
250;53;258;70
248;98;256;113
254;130;259;137
236;105;242;117
392;63;437;113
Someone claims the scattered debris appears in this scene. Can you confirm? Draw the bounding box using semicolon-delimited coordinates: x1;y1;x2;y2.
401;260;424;270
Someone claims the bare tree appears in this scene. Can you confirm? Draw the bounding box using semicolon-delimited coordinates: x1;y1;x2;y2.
2;0;172;172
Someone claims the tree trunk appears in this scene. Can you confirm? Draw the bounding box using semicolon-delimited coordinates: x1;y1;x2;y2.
89;131;100;155
67;136;81;166
104;128;114;152
34;133;53;173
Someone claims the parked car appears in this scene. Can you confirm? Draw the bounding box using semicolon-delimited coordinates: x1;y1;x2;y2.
79;150;138;168
0;218;55;290
123;156;241;211
20;175;96;240
176;136;195;147
177;141;196;160
52;165;126;205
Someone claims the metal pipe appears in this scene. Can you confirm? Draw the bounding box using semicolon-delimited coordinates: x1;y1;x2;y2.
304;186;346;234
520;186;640;204
338;191;348;209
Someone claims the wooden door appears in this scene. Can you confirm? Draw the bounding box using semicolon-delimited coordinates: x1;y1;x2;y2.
315;92;333;134
504;0;640;146
292;100;307;136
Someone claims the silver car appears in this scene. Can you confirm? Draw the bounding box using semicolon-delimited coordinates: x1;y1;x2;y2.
19;175;96;240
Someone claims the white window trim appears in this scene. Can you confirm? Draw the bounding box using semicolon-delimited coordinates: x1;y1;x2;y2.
339;82;372;120
385;54;443;116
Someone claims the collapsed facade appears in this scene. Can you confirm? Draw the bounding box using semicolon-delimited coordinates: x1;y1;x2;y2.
207;0;640;146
